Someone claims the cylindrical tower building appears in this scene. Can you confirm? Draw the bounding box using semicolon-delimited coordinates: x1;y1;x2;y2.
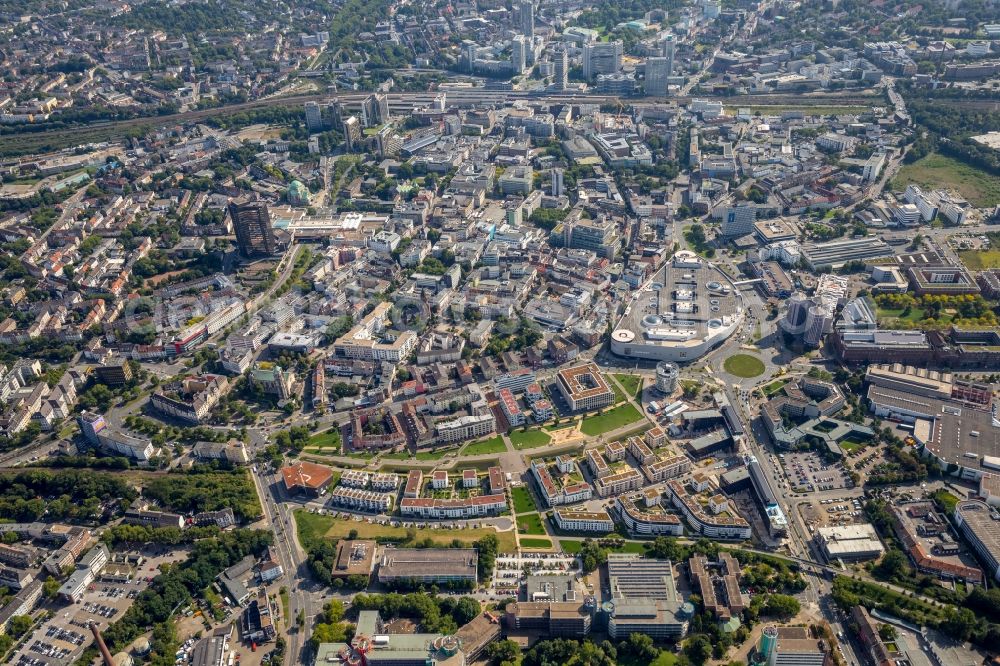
757;626;778;664
655;361;680;394
781;291;810;335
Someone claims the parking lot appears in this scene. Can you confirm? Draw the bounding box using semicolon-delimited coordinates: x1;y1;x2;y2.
779;451;853;493
10;546;188;666
799;495;866;532
493;554;577;595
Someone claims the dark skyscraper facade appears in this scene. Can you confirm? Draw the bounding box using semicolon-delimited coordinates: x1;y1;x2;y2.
229;200;277;257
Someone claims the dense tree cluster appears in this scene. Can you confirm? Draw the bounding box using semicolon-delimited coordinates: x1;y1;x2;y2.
142;470;261;522
349;592;481;635
0;469;136;522
102;524;222;546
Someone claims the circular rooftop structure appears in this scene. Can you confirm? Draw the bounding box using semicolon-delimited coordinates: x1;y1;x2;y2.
612;329;635;343
611;257;745;362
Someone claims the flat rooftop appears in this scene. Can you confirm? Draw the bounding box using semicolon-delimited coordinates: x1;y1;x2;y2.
611;251;743;359
867;385;1000;474
556;362;613;401
378;548;478;579
607;553;679;603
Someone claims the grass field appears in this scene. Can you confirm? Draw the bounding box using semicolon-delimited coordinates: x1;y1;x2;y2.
308;429;341;449
613;374;643;398
959;247;1000;270
723;353;765;378
519;537;553;549
516;513;547;535
896;152;1000;207
839;439;869;453
511;486;539;514
294;510;518;552
461;436;507;456
580;403;644;436
509;429;551;450
279;588;290;625
761;379;790;397
876;306;927;324
610;379;626;404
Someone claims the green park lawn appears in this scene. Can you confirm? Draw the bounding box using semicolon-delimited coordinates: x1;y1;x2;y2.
580;404;644;436
519;537;553;549
839;439;866;453
761;379;790;397
723;354;765;378
462;436;507;456
516;513;547;535
509;429;551;450
511;486;539;514
896;152;1000;208
613;373;643;398
307;429;341;449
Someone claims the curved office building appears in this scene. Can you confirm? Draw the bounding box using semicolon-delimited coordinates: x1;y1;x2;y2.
610;251;745;362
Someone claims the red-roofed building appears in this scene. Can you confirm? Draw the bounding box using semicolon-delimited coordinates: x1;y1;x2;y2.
281;462;334;496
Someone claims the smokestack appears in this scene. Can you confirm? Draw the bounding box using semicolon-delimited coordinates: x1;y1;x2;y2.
90;622;115;666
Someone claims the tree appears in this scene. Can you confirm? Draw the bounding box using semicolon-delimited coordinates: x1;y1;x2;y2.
486;639;519;664
878;623;897;641
942;607;977;641
762;594;801;619
622;632;658;661
475;534;499;580
453;597;481;625
43;577;60;599
684;635;712;666
8;615;31;638
873;549;908;580
578;539;608;574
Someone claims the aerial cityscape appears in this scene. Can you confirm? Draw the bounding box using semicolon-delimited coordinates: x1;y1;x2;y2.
1;0;1000;665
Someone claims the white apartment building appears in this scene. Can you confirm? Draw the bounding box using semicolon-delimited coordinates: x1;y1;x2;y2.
553;508;615;533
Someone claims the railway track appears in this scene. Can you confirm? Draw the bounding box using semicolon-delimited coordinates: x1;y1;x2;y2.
1;88;995;158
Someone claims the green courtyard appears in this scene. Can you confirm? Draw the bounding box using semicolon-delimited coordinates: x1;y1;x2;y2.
509;429;551;450
580;403;644;436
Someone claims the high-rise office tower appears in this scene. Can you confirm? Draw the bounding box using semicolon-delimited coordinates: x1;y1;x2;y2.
360;93;388;128
553;47;568;90
304;100;342;133
646;57;670;96
304;101;322;132
583;41;623;80
662;33;676;77
550;168;564;197
229;201;277;258
342;116;361;152
465;42;478;73
511;35;527;74
519;0;534;37
374;93;389;125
